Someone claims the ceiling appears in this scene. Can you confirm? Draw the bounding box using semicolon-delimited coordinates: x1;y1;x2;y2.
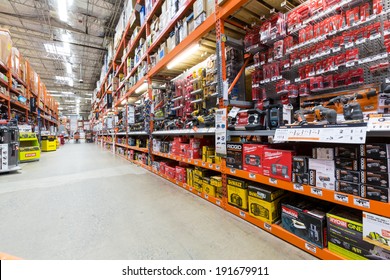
0;0;125;118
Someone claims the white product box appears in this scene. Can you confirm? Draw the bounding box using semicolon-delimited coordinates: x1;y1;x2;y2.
309;158;335;190
363;212;390;251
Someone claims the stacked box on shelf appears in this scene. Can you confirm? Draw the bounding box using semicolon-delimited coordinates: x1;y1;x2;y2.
227;177;248;211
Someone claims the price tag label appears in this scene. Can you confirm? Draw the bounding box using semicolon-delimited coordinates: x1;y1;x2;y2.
285;80;291;85
204;194;209;199
368;14;377;21
216;200;221;206
332;47;341;53
175;180;179;184
189;187;193;191
346;61;355;67
294;59;301;65
316;69;325;75
197;192;201;196
324;50;331;56
194;160;199;165
301;57;308;62
271;76;278;81
345;42;354;48
208;163;213;168
268;58;274;63
261;61;265;66
335;193;349;203
370;33;381;40
295;78;301;83
284;64;290;69
356;38;367;45
216;165;220;170
249;173;256;179
264;78;270;83
230;168;236;174
305;243;317;254
308;71;316;77
240;211;246;218
264;223;272;231
269;178;277;184
293;183;304;192
202;162;206;167
188;159;192;163
354;198;370;208
311;187;323;196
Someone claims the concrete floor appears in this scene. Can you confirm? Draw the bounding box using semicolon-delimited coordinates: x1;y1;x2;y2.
0;143;316;260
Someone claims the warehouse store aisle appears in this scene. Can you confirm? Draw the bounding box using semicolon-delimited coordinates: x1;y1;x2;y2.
0;144;315;260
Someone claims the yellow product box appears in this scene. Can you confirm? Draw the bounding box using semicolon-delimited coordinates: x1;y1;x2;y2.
186;168;193;187
227;177;248;211
248;195;284;224
193;181;203;192
193;167;209;177
210;176;223;198
214;155;222;164
206;156;214;164
203;182;216;197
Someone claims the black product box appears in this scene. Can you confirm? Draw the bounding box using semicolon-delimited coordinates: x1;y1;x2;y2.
293;156;309;174
292;173;309;185
364;143;390;159
335;180;361;196
335;146;361;159
281;196;333;248
327;206;390;260
161;141;170;153
360;157;390;174
361;185;389;203
360;171;389;188
335;158;359;171
226;142;243;170
248;184;285;202
335;169;360;184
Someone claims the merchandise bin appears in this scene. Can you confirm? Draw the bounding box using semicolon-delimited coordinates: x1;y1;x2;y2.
41;135;57;152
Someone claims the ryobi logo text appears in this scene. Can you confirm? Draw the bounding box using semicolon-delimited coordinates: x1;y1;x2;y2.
329;217;347;228
227;144;242;150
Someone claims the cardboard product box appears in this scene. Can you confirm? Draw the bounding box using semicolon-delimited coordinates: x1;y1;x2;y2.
186;168;194;187
194;12;206;29
227;177;248;210
263;148;294;181
175;166;187;183
243;144;267;174
202;177;216;197
187;14;195;34
152;161;160;172
360;157;390;174
193;0;207;19
166;166;177;179
335;145;361;159
364;143;390;159
206;156;214;164
327;207;390;260
226;142;243;170
360;171;389;188
312;147;334;160
249;194;285;224
335;169;360;184
361;185;389;203
210;176;222;198
179;143;189;157
335;180;361;196
292;173;310;185
292;156;309;174
248;184;285;202
363;212;390;252
0;28;12;65
335;157;359;171
309;159;335;190
281;197;332;248
202;146;215;162
193;180;203;192
186;148;201;159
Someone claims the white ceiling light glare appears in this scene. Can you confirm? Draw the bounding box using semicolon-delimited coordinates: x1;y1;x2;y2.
55;76;74;87
44;43;71;57
167;43;200;69
58;0;68;22
65;63;72;74
135;82;148;94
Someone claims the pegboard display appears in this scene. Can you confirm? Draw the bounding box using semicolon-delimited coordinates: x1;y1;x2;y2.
244;0;390;115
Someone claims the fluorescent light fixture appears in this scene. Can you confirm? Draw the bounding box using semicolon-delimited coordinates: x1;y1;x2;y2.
58;107;64;110
65;100;76;103
85;93;93;96
167;44;200;69
135;82;148;94
65;63;72;74
45;43;70;56
55;76;73;87
58;0;68;22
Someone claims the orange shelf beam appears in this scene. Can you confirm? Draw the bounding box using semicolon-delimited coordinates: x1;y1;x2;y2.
225;167;390;217
225;204;344;260
0;93;10;101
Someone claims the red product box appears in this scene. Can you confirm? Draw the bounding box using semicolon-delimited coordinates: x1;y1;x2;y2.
343;31;355;45
306;63;315;77
189;138;202;149
274;40;284;58
287;11;299;30
355;28;368;42
310;0;323;15
165;166;176;179
296;4;310;21
267;47;274;62
346;48;359;62
321;18;331;35
270;62;280;78
323;39;333;51
368;22;381;38
243;144;267;174
310;76;324;91
253;52;261;65
284;36;294;51
335;53;346;66
160;162;167;174
290;51;299;65
334;72;350;87
346;7;360;26
332;36;344;49
252;69;263;84
186;148;201;159
323;75;334;89
349;68;364;85
298;66;306;80
263;64;272;80
329;15;344;32
260;52;267;65
288;85;299;98
281;58;291;70
373;0;383;15
314;22;322;38
315;60;324;73
179;143;189;157
323;0;338;9
175;166;187;183
276;79;288;94
360;3;371;22
299;83;310;97
263;148;295;181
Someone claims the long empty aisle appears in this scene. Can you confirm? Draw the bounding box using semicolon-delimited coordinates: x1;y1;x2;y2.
0;143;316;260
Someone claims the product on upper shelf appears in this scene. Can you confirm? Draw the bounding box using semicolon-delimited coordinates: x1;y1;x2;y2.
243;143;267;174
309;158;335;190
226;142;243;170
263;148;294;181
